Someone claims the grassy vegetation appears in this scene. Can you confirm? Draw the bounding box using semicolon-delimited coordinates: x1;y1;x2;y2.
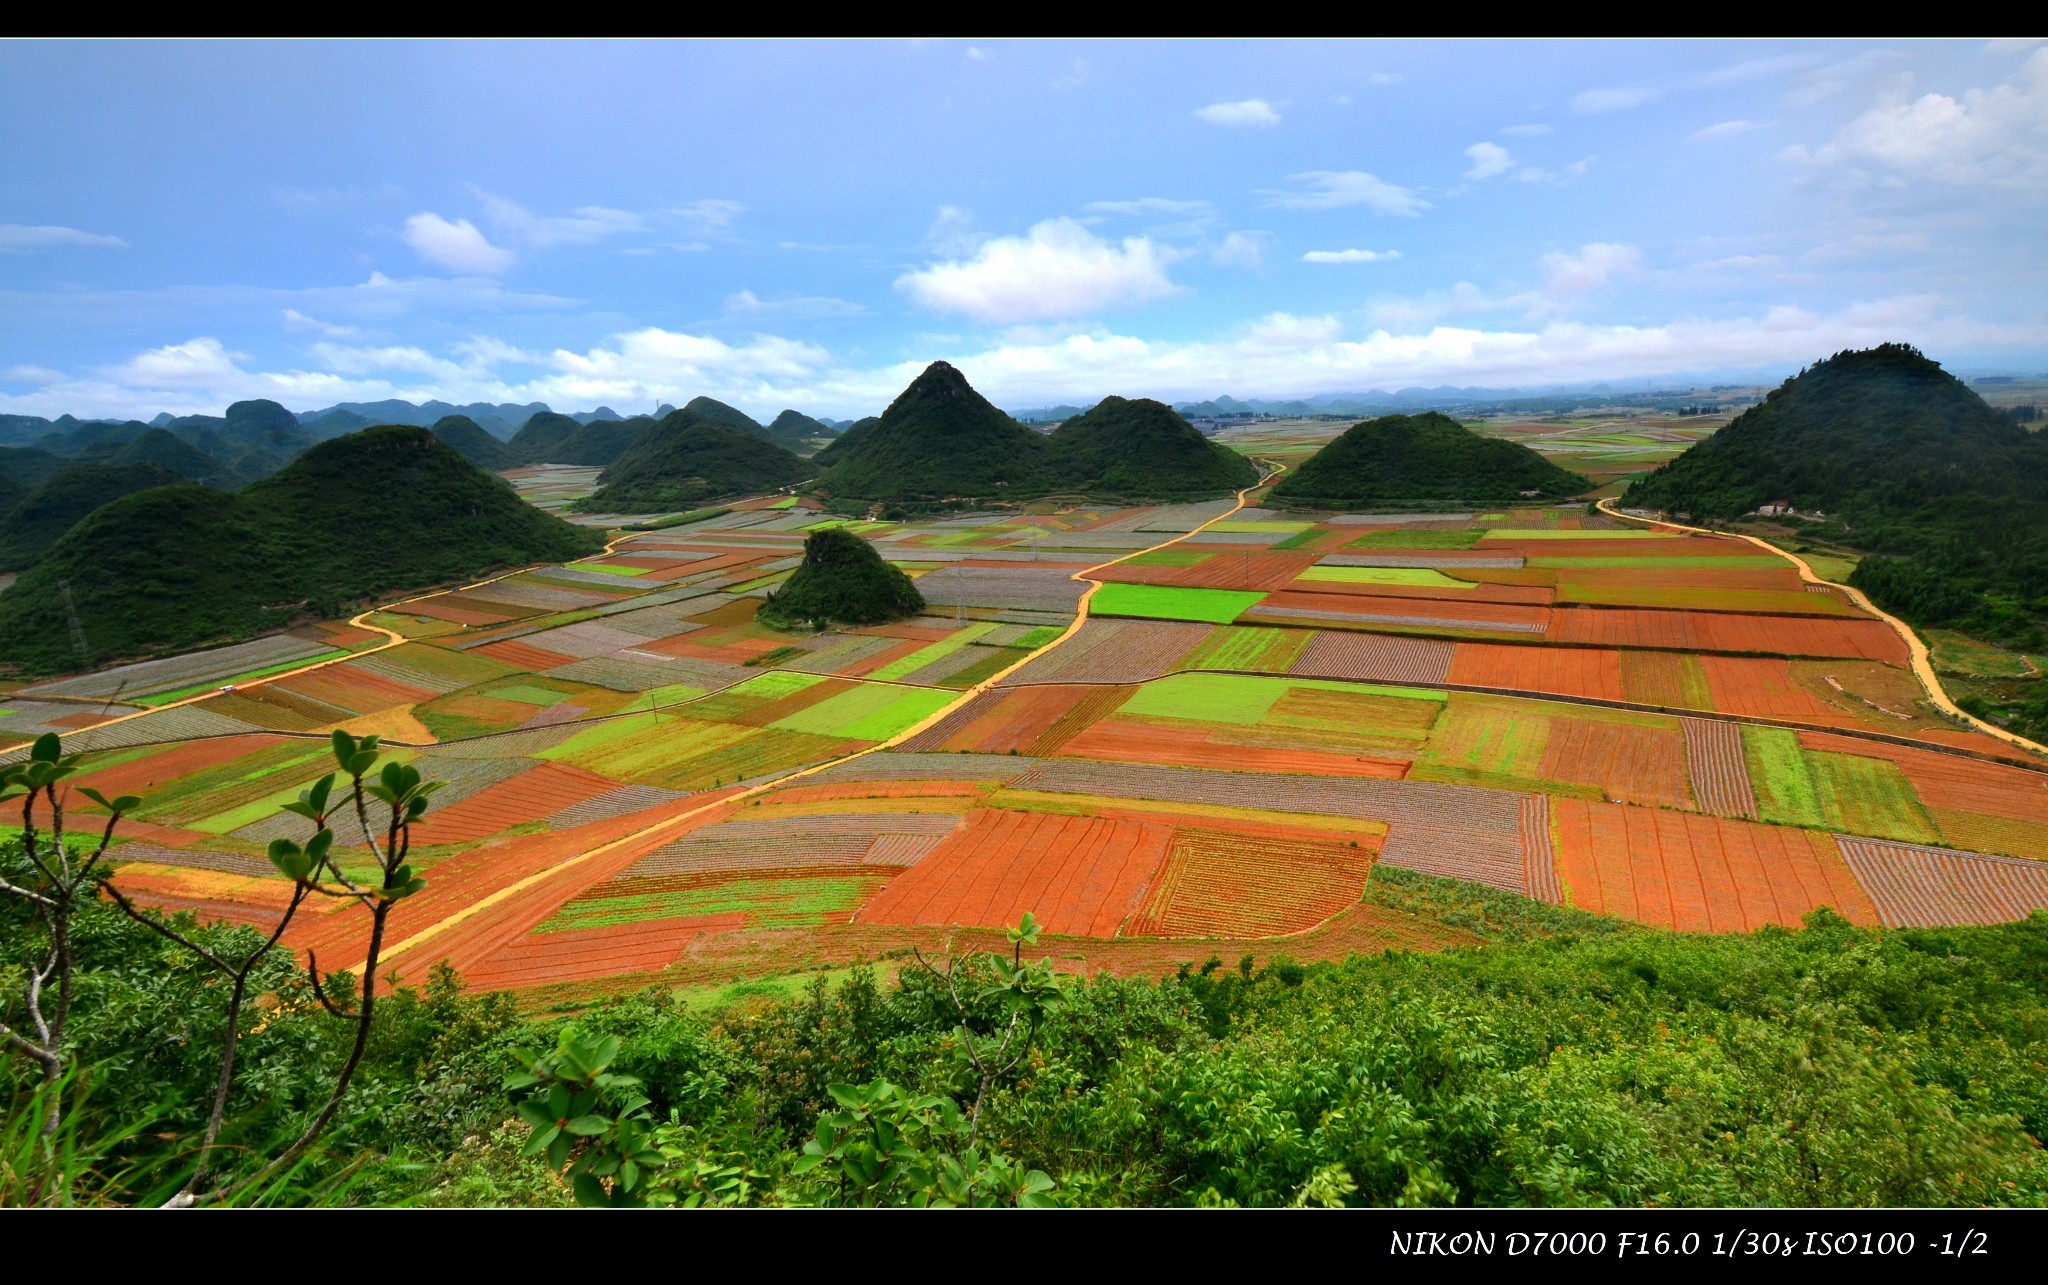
623;506;730;532
1744;725;1826;827
584;413;812;513
758;528;926;630
1270;412;1591;508
1122;672;1444;726
1344;529;1483;550
0;461;186;572
1807;751;1941;845
1044;396;1258;500
1296;566;1476;589
1089;583;1266;624
768;684;955;740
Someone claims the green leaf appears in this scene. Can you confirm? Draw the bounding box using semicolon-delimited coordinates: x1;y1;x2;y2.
564;1114;611;1137
31;732;60;764
571;1174;610;1207
330;729;357;763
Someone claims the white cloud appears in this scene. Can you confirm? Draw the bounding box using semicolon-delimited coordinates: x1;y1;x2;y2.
1083;198;1216;218
1540;243;1643;296
0;223;127;253
4;365;63;384
309;341;474;381
1784;48;2048;191
1195;99;1282;129
471;187;643;248
1573;54;1817;114
1211;231;1271;270
1263;171;1430;217
966;46;989;61
281;308;358;338
1690;119;1768;140
1500;123;1552;137
1052;58;1090;91
665;199;745;237
723;289;867;321
1330;94;1353;106
402;213;516;275
1303;248;1400;264
1464;142;1514;180
106;337;250;388
895;218;1184;324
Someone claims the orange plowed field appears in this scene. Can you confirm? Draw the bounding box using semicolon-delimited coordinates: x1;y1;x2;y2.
856;808;1170;937
1795;731;2048;820
1557;565;1808;591
1286;578;1555;606
465;913;748;988
475;640;580;671
755;780;990;807
1122;828;1377;938
1550;799;1879;931
408;761;623;845
1061;719;1410;778
1479;536;1758;559
641;551;768;582
402;599;525;627
642;633;784;665
1698;655;1852;724
1539;718;1691;809
270;664;439;712
1101;552;1321;592
1255;590;1552;631
67;734;285;802
1448;643;1625;701
1548;607;1908;662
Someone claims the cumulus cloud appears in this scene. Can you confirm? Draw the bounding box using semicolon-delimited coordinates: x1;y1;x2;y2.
1783;48;2048;191
1263;171;1429;216
1540;243;1644;296
1195;99;1282;128
1303;248;1400;265
402;213;516;275
1463;142;1515;180
0;223;127;253
895;218;1184;324
1208;232;1269;271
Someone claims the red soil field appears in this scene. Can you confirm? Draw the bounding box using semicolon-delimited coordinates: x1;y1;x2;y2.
408;761;622;845
1521;796;1561;903
1698;655;1851;724
1257;590;1552;632
1282;578;1556;606
1123;828;1377;938
401;599;524;627
1448;643;1626;701
1796;731;2048;820
1558;566;1806;591
639;551;767;582
1836;837;2048;928
857;808;1171;937
1023;685;1132;756
1548;607;1908;663
465;913;748;988
900;685;1095;753
475;640;580;671
757;780;990;807
642;632;791;664
1683;717;1758;818
1478;535;1763;559
1061;719;1410;778
1099;552;1320;592
1550;798;1880;931
1540;717;1691;809
271;664;440;712
48;711;115;729
67;734;286;803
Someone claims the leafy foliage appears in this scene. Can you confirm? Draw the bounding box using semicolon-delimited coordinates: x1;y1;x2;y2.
1045;396;1257;499
0;425;605;674
428;415;518;471
584;412;812;512
1270;411;1590;507
757;526;925;629
0;462;185;572
505;411;584;465
814;362;1054;503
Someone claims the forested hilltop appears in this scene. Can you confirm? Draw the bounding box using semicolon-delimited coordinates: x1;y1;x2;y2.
9;860;2046;1207
1270;411;1589;508
1624;344;2048;735
0;425;602;675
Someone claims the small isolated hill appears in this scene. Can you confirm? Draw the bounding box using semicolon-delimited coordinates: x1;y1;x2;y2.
0;462;184;572
507;411;584;464
0;425;603;675
681;396;818;456
547;416;651;468
1046;396;1257;499
809;416;879;469
1269;411;1589;508
757;526;925;629
301;408;376;440
766;409;834;455
109;428;241;488
430;415;519;471
813;362;1050;503
1624;343;2048;648
587;413;812;512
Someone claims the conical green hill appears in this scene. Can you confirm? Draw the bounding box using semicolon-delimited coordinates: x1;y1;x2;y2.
757;525;925;629
814;362;1050;502
507;410;584;464
1046;396;1257;499
0;462;185;571
588;412;813;512
430;415;519;471
1269;411;1588;507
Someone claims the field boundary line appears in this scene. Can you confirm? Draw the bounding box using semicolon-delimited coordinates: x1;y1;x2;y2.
354;467;1284;973
1596;497;2047;759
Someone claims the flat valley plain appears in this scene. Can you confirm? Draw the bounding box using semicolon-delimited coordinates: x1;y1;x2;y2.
6;412;2046;1012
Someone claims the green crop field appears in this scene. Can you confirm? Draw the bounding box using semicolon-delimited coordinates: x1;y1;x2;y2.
1482;529;1679;540
1418;695;1552;785
1344;530;1483;550
1271;529;1324;550
769;683;956;740
486;683;574;706
1090;583;1267;624
541;871;889;933
1296;566;1476;589
1742;726;1825;827
865;621;997;681
1009;625;1064;649
542;715;757;781
1209;520;1313;534
1121;671;1443;726
1807;750;1941;844
575;563;650;577
1182;625;1313;673
1122;548;1211;567
137;654;348;707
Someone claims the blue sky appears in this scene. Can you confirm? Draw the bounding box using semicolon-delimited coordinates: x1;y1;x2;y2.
2;38;2043;421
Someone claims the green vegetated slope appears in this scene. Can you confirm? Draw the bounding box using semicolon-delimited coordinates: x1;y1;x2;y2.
25;871;2048;1207
586;413;814;512
506;411;584;464
0;445;69;489
758;525;925;628
766;409;834;456
1270;411;1590;508
816;364;1256;506
0;462;185;572
429;415;518;471
1046;396;1258;498
1626;344;2048;639
0;425;604;674
106;428;241;488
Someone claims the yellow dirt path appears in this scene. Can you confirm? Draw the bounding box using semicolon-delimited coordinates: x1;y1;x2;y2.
1596;497;2046;758
363;466;1283;972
